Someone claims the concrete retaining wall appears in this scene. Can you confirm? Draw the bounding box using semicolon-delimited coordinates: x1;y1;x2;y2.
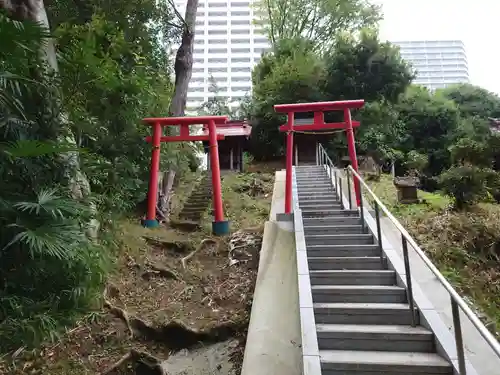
241;171;302;375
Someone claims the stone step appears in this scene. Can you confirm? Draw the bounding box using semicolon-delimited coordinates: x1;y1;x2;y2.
181;207;208;213
317;324;435;352
298;194;338;202
298;186;336;192
306;233;374;246
300;202;343;210
306;244;380;257
302;209;359;218
304;225;364;235
309;270;396;286
314;303;419;325
319;350;452;374
303;217;362;226
297;181;332;187
312;285;407;304
308;256;383;270
299;198;340;205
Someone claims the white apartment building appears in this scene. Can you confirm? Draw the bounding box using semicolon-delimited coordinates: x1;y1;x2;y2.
173;0;270;112
392;40;469;90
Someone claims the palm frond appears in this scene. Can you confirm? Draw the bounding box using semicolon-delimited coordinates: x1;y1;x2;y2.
13;188;88;219
3;222;86;260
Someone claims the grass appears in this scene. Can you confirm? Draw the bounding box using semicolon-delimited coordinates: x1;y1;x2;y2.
0;166;275;375
367;174;500;335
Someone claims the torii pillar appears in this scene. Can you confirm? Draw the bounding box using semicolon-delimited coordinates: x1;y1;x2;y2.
274;100;365;214
142;116;230;235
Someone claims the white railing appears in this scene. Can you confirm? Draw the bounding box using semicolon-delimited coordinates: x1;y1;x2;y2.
317;143;500;375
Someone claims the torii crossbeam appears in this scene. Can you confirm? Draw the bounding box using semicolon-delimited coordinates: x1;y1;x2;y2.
142;115;230;235
274;100;365;214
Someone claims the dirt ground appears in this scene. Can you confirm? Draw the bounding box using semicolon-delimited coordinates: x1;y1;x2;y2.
0;169;274;375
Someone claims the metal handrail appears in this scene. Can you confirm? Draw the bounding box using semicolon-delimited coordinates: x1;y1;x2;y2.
317;143;500;375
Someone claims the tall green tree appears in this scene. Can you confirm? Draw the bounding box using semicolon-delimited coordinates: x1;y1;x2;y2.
439;83;500;119
250;38;325;159
253;0;381;50
323;30;414;103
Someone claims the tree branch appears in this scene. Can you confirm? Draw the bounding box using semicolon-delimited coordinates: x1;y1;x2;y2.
166;0;189;29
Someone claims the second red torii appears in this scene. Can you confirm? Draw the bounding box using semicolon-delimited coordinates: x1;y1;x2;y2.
274;100;365;214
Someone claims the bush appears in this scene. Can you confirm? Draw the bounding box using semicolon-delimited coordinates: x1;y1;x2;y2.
439;165;500;209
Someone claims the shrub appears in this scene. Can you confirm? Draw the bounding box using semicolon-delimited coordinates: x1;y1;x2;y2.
439;165;500;209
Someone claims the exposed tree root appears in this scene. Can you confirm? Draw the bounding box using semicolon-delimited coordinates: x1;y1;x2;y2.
103;285;134;338
103;285;245;351
101;348;166;375
181;238;218;269
142;237;193;254
142;262;180;281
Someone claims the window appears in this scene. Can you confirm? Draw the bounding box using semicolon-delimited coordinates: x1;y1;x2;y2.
194;58;205;64
194;39;204;44
208;11;226;16
189;87;204;92
232;76;250;82
231;57;251;63
208;57;227;63
208;29;227;35
198;2;205;7
231;19;249;25
209;20;227;25
196;21;204;26
231;67;251;72
196;11;204;16
191;77;204;82
254;57;261;63
194;48;204;54
231;10;250;16
192;67;205;73
231;1;250;5
208;48;227;53
231;47;250;53
231;38;250;44
209;67;228;73
232;86;249;91
254;37;268;44
209;1;227;6
214;86;228;91
213;77;227;82
231;29;249;35
188;96;205;101
208;38;226;44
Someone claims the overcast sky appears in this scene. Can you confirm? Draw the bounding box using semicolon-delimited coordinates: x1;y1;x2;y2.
375;0;500;94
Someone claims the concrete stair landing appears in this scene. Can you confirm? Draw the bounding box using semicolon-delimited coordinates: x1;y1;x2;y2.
295;165;453;375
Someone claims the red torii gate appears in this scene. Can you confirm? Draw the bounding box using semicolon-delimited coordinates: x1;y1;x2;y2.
142;115;230;235
274;100;365;214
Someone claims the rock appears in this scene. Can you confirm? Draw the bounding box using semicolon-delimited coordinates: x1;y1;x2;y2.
160;340;239;375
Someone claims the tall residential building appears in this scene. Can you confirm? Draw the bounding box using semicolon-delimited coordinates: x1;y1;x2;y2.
173;0;270;112
392;40;469;90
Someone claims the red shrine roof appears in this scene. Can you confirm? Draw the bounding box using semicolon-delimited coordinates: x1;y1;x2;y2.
202;120;252;138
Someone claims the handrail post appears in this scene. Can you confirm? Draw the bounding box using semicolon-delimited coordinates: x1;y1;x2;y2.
334;170;338;193
346;168;352;210
402;236;417;327
451;298;467;375
358;177;365;232
339;175;343;207
375;202;384;265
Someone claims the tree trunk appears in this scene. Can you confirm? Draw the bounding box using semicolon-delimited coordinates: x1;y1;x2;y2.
1;0;99;238
159;0;199;218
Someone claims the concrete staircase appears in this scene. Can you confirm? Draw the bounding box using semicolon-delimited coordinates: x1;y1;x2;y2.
179;175;212;222
295;165;453;375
